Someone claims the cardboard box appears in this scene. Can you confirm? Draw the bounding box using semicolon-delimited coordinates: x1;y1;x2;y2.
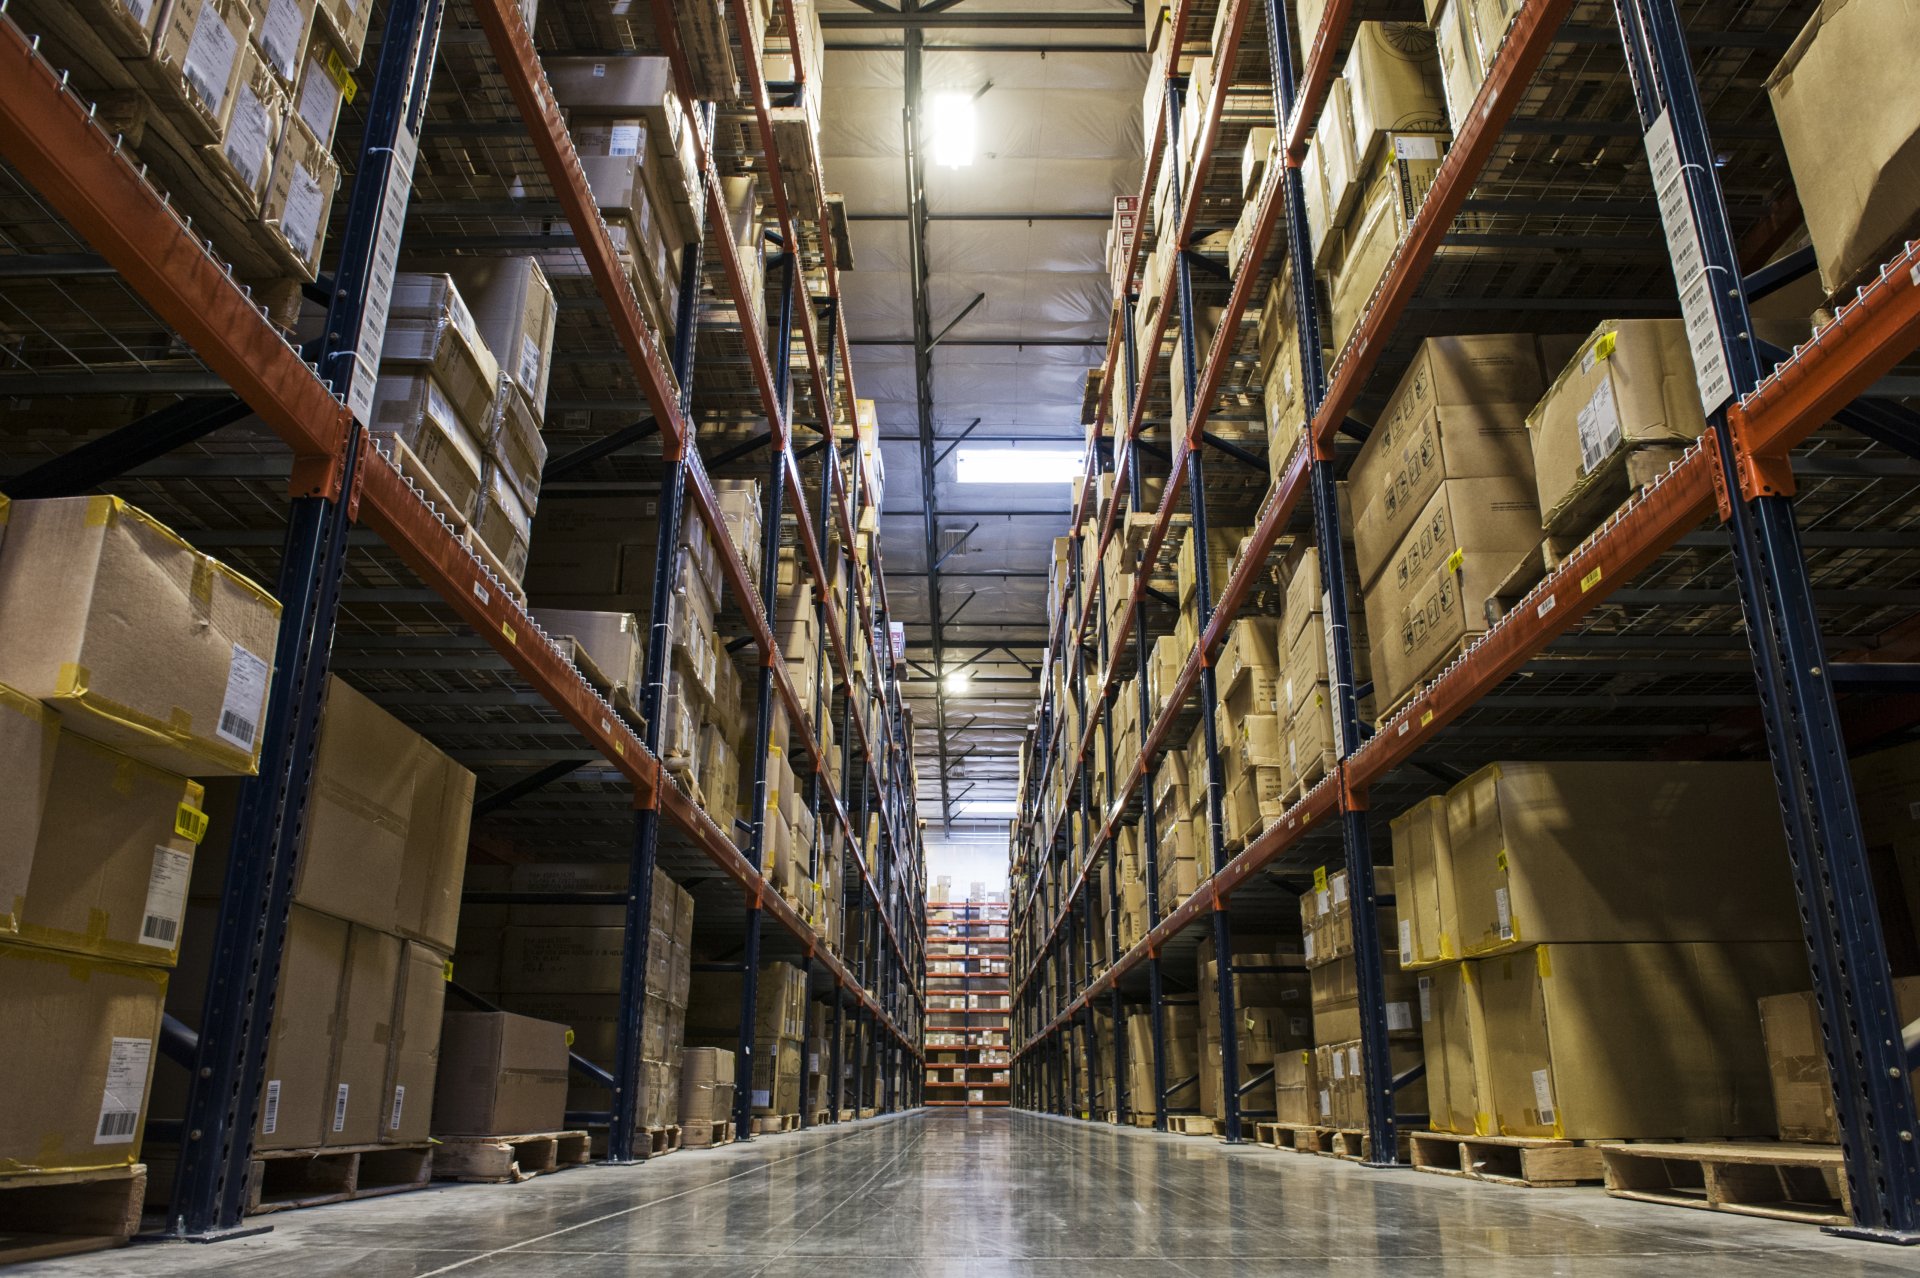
0;941;168;1174
3;729;204;967
151;0;254;146
1273;1049;1319;1125
1767;0;1920;295
1527;320;1705;536
253;906;353;1150
383;275;502;433
1315;1039;1426;1128
1390;796;1456;966
206;43;285;214
321;925;403;1146
313;0;370;62
532;610;645;705
1360;475;1541;710
1329;132;1450;354
1343;23;1447;169
253;0;318;89
293;25;345;149
0;684;60;936
1349;335;1555;585
384;941;448;1143
1418;962;1492;1133
432;1012;571;1136
1479;941;1809;1140
0;496;281;777
450;257;559;422
371;370;488;518
1759;980;1920;1143
260;110;339;280
1447;761;1803;956
679;1047;736;1129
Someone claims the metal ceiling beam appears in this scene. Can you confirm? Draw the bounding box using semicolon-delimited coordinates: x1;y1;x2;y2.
851;337;1107;346
822;10;1139;28
848;211;1113;221
828;41;1144;52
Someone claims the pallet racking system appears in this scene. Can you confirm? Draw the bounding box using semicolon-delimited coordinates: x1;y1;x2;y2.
0;0;926;1240
1008;0;1920;1242
924;898;1011;1107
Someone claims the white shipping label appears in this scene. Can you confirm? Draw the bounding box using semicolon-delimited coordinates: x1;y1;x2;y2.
1418;976;1433;1023
183;2;239;116
608;123;644;156
1302;932;1316;961
298;60;343;142
140;847;193;948
1332;874;1348;906
520;333;543;387
1575;376;1622;477
1394;134;1442;161
282;163;326;262
332;1083;350;1133
1495;887;1513;940
128;0;155;21
262;1078;282;1134
1386;1001;1413;1033
809;1053;820;1073
217;644;270;751
260;0;306;80
1531;1067;1555;1125
94;1036;151;1144
1399;919;1414;965
1680;270;1735;412
1318;1088;1331;1117
224;84;271;193
1645;111;1734;414
752;1088;771;1108
389;1085;406;1130
1315;888;1331;915
446;288;481;350
1331;1052;1345;1080
1348;1046;1360;1075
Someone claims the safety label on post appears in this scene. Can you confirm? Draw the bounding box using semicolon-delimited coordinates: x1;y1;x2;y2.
1644;111;1733;414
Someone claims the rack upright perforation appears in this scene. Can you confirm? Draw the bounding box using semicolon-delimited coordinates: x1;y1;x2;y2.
0;0;922;1236
1009;0;1920;1239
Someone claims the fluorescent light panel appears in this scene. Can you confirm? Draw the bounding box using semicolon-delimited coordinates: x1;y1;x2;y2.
955;446;1082;485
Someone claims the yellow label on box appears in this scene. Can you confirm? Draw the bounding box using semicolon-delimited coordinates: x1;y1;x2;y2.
1312;866;1328;893
175;803;209;843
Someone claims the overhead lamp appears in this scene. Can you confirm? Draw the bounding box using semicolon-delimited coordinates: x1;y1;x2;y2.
945;669;970;693
956;446;1083;486
929;92;976;168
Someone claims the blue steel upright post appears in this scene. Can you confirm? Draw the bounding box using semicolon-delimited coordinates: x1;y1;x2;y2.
167;0;444;1238
1610;0;1920;1238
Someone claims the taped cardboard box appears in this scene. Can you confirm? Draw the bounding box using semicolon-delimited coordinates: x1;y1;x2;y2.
1766;0;1920;296
1273;1049;1319;1125
253;0;317;90
1343;22;1447;170
450;257;559;423
371;370;488;519
260;109;339;280
0;495;281;778
1317;1039;1426;1128
1479;941;1808;1140
321;924;402;1146
531;610;644;706
1446;761;1802;956
487;372;548;515
472;466;533;582
1759;979;1920;1144
383;274;502;434
2;727;203;968
383;940;448;1143
1389;795;1455;966
432;1011;570;1136
148;0;255;146
1527;320;1705;537
1418;961;1492;1133
204;42;285;215
293;24;348;150
313;0;370;63
0;940;167;1175
1329;132;1450;354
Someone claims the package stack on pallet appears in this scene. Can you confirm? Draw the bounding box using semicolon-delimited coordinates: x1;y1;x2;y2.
687;962;807;1133
924;897;1012;1108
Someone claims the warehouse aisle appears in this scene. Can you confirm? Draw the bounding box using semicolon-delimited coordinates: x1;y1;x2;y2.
25;1110;1920;1276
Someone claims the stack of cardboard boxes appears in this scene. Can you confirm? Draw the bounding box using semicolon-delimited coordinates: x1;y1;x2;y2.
374;265;557;586
1213;616;1288;847
1195;946;1313;1124
1397;761;1812;1140
0;496;281;1178
1126;1005;1201;1123
432;1011;572;1140
687;961;809;1121
1276;547;1372;801
455;863;694;1136
167;675;475;1155
679;1047;737;1145
1302;867;1425;1129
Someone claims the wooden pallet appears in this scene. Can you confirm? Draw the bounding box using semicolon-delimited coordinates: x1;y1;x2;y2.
836;1108;857;1122
683;1119;736;1150
0;1166;143;1265
249;1143;432;1215
1253;1123;1338;1154
810;1110;832;1127
646;1125;683;1156
1597;1141;1850;1227
432;1131;591;1184
1321;1128;1414;1163
856;1108;878;1120
752;1113;801;1135
1167;1113;1221;1137
1408;1131;1603;1187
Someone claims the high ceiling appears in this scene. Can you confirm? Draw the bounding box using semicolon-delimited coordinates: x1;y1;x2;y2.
818;1;1147;831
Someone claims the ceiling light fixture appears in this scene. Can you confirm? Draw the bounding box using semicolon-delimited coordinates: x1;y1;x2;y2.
929;92;976;168
956;446;1083;486
945;669;970;693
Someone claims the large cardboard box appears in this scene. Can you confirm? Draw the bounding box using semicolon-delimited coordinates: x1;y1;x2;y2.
384;941;449;1143
1349;335;1556;585
1526;320;1705;536
150;0;254;146
680;1047;736;1129
260;110;339;281
1343;23;1447;169
1329;133;1449;353
1759;980;1920;1143
1390;795;1456;967
1316;1039;1426;1128
449;257;558;421
0;941;168;1174
324;925;403;1146
370;370;488;519
1766;0;1920;295
0;685;61;940
1418;961;1492;1134
1479;941;1809;1140
0;496;281;778
1447;761;1802;956
383;275;502;434
3;729;204;968
1273;1049;1319;1125
1360;475;1541;710
432;1012;570;1136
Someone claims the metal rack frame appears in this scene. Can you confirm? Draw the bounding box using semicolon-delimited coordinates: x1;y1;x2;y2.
924;899;1011;1107
1006;0;1920;1240
0;0;929;1238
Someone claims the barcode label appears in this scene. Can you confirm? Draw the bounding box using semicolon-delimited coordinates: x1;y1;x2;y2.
215;644;270;751
94;1036;152;1145
389;1085;406;1131
140;847;192;949
1532;1068;1556;1125
332;1083;350;1133
262;1079;282;1135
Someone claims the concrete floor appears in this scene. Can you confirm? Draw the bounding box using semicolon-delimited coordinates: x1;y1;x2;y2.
26;1109;1920;1276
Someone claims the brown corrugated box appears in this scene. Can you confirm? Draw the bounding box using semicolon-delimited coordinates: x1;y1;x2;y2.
1417;961;1492;1134
323;925;402;1146
432;1012;570;1136
0;941;168;1175
383;941;448;1143
1389;795;1455;966
0;496;281;778
1759;979;1920;1143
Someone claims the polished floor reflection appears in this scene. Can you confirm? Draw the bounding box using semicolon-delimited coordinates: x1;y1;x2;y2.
26;1109;1920;1276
